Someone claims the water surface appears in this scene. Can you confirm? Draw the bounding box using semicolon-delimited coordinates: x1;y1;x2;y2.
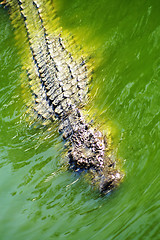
0;0;160;239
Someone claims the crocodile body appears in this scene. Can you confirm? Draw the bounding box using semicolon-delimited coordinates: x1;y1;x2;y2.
6;0;123;194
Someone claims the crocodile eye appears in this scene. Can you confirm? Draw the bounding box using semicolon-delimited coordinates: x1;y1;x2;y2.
108;162;115;168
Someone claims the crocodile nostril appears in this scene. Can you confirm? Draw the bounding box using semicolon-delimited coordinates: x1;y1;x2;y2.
100;180;114;193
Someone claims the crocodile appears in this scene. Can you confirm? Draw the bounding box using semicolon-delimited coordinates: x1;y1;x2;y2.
3;0;124;194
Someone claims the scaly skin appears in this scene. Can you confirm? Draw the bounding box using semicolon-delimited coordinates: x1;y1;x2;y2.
6;0;124;194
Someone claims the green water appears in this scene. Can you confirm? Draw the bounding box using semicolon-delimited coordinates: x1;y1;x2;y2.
0;0;160;239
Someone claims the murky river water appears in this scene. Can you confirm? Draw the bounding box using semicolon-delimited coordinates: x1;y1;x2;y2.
0;0;160;239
